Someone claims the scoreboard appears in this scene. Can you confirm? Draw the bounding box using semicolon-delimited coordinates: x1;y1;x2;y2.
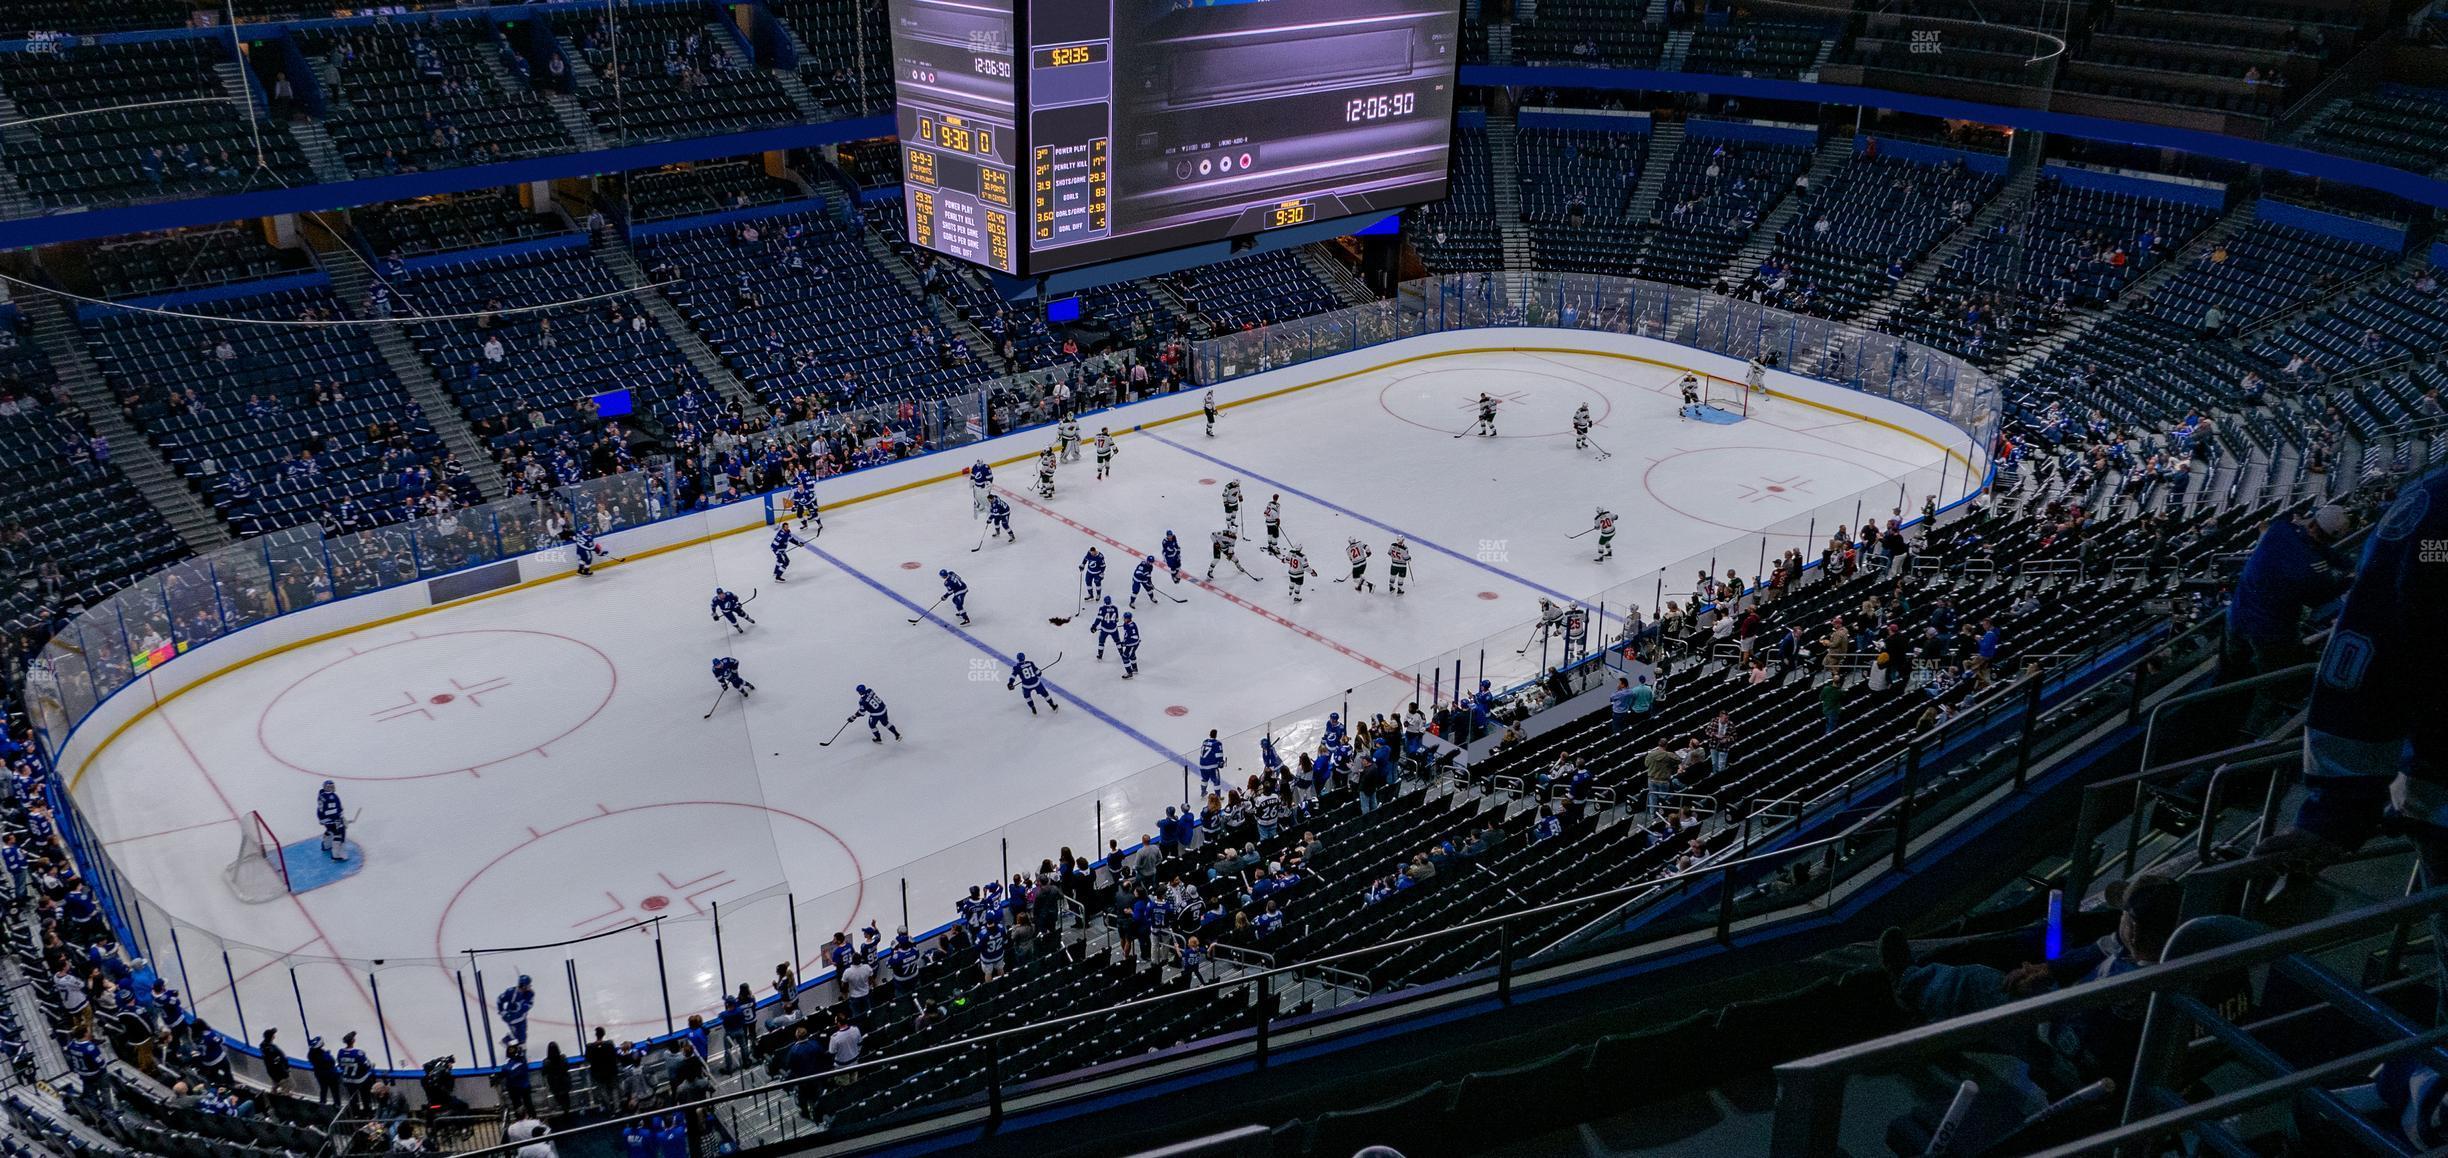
890;0;1459;278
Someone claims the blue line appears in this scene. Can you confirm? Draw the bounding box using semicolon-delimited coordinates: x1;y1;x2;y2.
797;541;1183;767
1139;430;1588;610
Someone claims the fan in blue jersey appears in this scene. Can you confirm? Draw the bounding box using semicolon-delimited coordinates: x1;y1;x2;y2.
770;524;811;582
709;587;754;633
571;526;602;576
1117;613;1142;679
975;913;1010;981
712;656;755;697
1079;547;1107;599
852;684;901;742
1129;554;1160;608
789;473;822;533
316;780;348;861
1091;597;1120;659
938;569;972;625
1198;730;1224;790
2256;468;2448;989
496;975;535;1044
1161;531;1184;583
986;493;1014;543
1007;652;1059;715
1323;711;1347;748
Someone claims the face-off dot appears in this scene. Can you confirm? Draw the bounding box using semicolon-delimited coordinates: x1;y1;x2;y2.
1478;591;1500;600
641;896;670;912
1165;705;1190;717
429;694;455;705
901;561;923;570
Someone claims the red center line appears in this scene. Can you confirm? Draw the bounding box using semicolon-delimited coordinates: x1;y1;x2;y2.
157;710;421;1060
997;487;1411;681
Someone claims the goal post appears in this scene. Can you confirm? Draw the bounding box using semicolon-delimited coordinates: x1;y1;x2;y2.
226;810;292;903
1700;374;1752;420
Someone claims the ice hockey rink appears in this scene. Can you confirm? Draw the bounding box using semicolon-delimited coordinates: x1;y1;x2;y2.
65;332;1981;1067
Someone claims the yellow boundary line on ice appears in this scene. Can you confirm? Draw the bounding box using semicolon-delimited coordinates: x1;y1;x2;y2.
65;342;1975;790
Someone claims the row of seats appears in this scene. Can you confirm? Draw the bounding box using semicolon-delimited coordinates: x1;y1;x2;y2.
1167;251;1345;332
1636;135;1814;287
625;159;798;223
1514;0;1664;67
82;283;477;537
1409;125;1499;273
352;187;565;259
1755;153;2003;317
0;39;310;208
290;19;573;179
553;4;801;144
1683;18;1829;80
770;0;895;116
2293;86;2448;176
84;229;301;301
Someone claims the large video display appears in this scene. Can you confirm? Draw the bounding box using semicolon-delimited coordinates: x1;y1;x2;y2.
891;0;1459;278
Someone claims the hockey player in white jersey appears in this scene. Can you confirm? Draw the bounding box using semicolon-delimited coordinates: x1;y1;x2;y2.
1093;427;1117;480
1591;507;1618;562
1035;446;1058;499
1344;538;1374;593
1284;544;1313;602
1206;529;1255;581
1056;417;1082;463
1202;389;1218;436
1474;393;1499;436
1678;373;1702;417
1221;479;1244;531
1571;403;1593;450
1562;604;1591;662
1262;494;1283;555
1386;536;1412;595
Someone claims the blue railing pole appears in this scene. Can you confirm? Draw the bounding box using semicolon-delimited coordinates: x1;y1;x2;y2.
221;949;248;1042
457;968;480;1065
369;971;394;1071
290;967;310;1041
712;900;728;997
653;920;675;1035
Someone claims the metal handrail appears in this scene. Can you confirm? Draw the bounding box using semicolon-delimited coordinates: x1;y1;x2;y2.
1769;886;2448;1156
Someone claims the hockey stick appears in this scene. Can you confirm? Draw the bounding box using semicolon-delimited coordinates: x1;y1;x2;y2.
702;685;730;719
816;715;858;747
1049;578;1088;626
742;588;760;604
969;524;991;552
1587;439;1614;462
1514;624;1549;655
906;594;948;625
1565;527;1598;539
1154;586;1189;604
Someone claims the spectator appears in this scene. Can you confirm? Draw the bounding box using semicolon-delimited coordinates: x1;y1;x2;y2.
1644;738;1682;813
259;1027;289;1092
2228;503;2354;734
1819;676;1845;735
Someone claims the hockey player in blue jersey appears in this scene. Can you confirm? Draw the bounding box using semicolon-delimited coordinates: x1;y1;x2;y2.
1007;652;1059;714
1198;730;1224;790
571;526;603;576
712;656;755;698
789;472;823;533
771;524;811;582
1260;733;1285;778
1161;531;1184;583
317;780;348;861
986;493;1014;543
1080;547;1107;599
1117;613;1142;679
709;587;754;633
1091;596;1121;659
852;685;901;742
968;459;994;515
1129;553;1160;607
939;569;972;625
496;975;535;1044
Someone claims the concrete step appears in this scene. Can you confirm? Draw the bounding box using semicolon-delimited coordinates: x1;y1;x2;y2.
317;256;509;500
288;116;353;184
1299;243;1377;307
1622;121;1684;224
1659;28;1693;72
18;294;233;548
1715;134;1850;287
590;233;769;415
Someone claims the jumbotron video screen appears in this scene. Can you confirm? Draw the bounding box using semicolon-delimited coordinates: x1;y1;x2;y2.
889;0;1461;277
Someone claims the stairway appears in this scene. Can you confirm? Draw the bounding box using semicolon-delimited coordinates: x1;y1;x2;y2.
479;49;602;151
1486;21;1513;66
1999;199;2258;378
0;170;36;221
314;248;510;500
288;117;353;184
1298;244;1376;307
1713;135;1851;287
761;15;832;121
1149;278;1215;339
588;233;769;415
1799;34;1838;83
0;89;35;150
1488;107;1530;270
1659;28;1694;72
16;295;233;549
1858;161;2041;326
1621;120;1684;224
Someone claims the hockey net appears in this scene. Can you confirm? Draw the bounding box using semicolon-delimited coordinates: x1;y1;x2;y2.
225;810;292;903
1700;374;1753;420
